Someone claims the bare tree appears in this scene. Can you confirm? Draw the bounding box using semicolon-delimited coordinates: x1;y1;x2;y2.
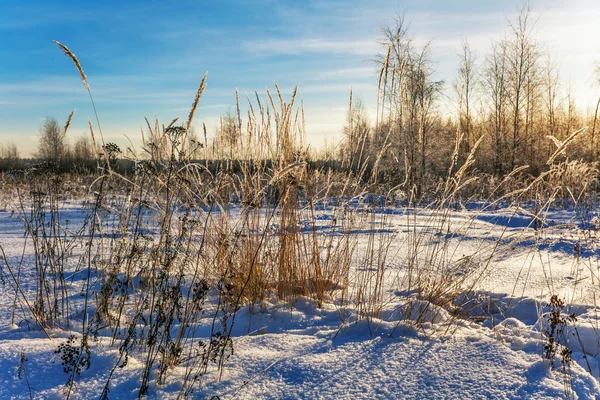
480;5;542;175
407;44;444;188
592;62;600;160
453;40;478;156
72;135;94;164
217;110;239;160
377;14;443;191
375;13;412;182
377;13;412;130
505;5;540;170
37;117;68;165
522;47;543;170
340;93;371;174
542;56;560;161
0;142;19;169
483;40;509;174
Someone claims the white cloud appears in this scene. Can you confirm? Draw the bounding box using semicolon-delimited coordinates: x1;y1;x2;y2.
313;67;374;81
168;104;229;113
242;38;377;56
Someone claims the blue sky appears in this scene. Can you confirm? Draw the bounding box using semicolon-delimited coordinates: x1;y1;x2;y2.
1;0;598;156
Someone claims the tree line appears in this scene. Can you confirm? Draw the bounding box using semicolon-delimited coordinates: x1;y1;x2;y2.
339;6;600;194
0;117;97;171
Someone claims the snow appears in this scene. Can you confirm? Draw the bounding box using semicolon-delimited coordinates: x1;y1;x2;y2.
1;201;600;399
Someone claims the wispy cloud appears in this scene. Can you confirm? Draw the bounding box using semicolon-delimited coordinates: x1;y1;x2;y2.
168;104;229;113
0;75;225;108
0;8;98;30
0;77;86;94
300;82;374;94
313;67;374;81
242;38;377;56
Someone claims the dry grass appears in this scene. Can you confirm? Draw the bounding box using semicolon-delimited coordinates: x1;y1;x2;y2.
63;109;76;137
2;39;597;398
53;41;89;91
187;72;208;131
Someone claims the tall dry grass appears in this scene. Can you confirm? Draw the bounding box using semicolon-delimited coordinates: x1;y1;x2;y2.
0;40;596;398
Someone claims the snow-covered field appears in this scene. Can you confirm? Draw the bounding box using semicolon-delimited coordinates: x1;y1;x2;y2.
1;200;600;399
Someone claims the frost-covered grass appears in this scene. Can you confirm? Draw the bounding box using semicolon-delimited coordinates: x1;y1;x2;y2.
2;196;600;399
0;134;598;400
2;41;598;399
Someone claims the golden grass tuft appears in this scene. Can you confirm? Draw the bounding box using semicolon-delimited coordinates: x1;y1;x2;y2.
53;41;89;91
187;72;208;129
88;117;98;155
166;117;180;130
64;108;76;138
546;126;588;165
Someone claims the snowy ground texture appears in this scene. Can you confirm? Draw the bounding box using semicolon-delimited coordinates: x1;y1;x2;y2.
1;201;600;399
